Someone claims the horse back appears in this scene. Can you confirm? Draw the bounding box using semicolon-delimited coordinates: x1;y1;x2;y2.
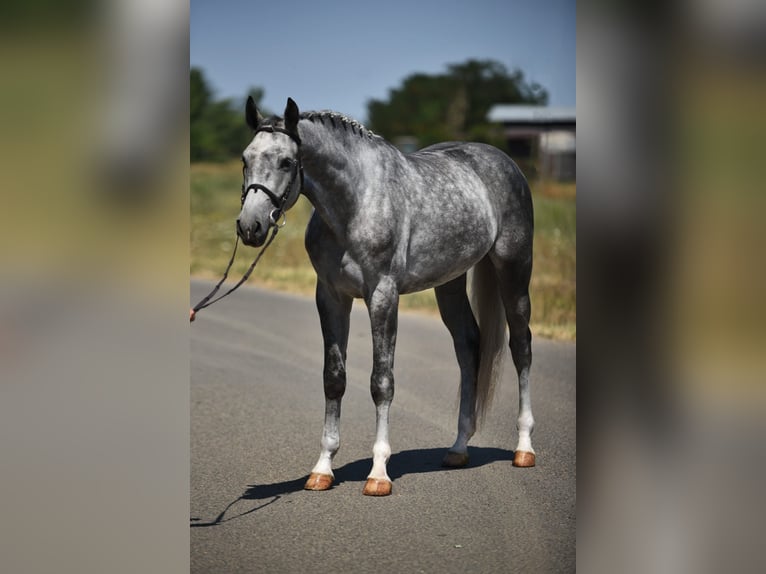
407;141;533;237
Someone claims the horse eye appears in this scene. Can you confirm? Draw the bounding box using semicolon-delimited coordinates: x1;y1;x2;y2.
279;158;294;171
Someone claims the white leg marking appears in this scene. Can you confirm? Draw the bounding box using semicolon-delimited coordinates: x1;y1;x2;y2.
515;367;535;454
368;403;392;481
311;399;341;477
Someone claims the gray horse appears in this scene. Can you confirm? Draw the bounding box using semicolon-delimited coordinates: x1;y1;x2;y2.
237;97;535;496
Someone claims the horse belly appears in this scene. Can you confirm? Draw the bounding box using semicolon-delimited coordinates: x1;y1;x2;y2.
398;162;499;293
399;228;493;294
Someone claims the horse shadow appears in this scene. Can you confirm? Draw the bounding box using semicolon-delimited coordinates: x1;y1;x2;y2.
190;446;514;527
248;446;515;499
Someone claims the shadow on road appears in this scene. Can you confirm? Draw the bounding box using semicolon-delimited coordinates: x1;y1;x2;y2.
191;446;514;527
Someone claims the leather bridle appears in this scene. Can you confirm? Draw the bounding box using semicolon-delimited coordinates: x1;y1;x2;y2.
240;125;304;228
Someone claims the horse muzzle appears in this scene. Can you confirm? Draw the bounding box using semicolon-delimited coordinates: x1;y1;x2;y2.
236;217;267;247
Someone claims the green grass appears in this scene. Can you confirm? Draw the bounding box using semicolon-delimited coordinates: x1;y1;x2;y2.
191;162;575;340
529;194;576;339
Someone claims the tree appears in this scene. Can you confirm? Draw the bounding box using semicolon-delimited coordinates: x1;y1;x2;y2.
190;68;268;162
367;59;547;151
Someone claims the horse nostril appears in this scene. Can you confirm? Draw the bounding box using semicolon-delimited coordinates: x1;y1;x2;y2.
236;218;261;242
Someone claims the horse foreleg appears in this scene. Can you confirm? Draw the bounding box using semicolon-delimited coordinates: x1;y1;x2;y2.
363;276;399;496
305;283;352;491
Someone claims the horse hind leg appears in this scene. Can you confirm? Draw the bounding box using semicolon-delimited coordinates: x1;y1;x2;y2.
435;274;480;468
491;253;536;467
305;282;353;491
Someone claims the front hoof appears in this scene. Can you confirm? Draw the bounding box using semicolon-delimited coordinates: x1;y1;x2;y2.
442;451;470;468
363;478;392;496
304;473;333;491
513;451;536;467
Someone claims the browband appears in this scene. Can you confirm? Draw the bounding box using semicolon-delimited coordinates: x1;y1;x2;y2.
255;125;302;147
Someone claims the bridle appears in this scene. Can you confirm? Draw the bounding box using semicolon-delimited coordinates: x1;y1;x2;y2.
190;125;304;322
240;125;304;228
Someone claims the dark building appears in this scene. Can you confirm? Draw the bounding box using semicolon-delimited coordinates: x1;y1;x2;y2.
487;105;576;181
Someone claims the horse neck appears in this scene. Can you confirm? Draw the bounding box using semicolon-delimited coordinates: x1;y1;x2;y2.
297;116;394;232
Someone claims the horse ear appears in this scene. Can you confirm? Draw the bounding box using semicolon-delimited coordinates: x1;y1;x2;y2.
284;97;300;136
246;95;263;131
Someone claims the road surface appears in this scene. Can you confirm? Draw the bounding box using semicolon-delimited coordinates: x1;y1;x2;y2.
191;280;575;573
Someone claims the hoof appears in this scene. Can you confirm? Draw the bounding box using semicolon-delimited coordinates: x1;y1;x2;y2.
363;478;392;496
442;451;470;468
304;473;333;491
513;451;536;467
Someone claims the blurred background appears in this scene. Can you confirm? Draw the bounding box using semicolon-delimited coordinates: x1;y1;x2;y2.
578;1;766;573
190;0;577;340
1;0;190;573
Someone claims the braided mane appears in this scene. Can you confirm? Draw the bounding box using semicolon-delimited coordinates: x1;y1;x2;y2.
301;110;379;140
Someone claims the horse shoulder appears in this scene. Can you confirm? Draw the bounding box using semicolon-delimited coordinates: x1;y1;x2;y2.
305;212;365;297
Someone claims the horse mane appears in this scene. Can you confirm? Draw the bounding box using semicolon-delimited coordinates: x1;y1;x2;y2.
301;110;380;141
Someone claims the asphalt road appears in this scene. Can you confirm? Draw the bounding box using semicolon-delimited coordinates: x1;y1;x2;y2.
191;280;575;573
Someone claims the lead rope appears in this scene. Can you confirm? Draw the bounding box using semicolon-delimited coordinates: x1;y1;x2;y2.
190;223;280;322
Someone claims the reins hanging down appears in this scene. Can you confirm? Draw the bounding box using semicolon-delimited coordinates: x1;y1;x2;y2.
189;223;280;322
190;181;290;322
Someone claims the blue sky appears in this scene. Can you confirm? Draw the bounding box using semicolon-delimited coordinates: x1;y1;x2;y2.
191;0;575;123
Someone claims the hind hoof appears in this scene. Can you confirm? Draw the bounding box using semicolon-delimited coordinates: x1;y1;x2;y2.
442;451;470;468
363;478;392;496
304;473;333;491
513;451;536;467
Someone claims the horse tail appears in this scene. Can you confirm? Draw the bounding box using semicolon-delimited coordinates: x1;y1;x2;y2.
470;256;508;426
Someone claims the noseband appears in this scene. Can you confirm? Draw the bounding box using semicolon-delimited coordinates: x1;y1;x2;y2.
241;125;304;227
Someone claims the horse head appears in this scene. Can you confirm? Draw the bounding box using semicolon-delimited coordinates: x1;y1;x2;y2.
237;97;303;247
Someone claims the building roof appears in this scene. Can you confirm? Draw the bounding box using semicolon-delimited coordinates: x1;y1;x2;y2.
487;105;576;124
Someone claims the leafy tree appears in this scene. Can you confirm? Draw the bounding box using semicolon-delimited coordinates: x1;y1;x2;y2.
190;68;268;162
367;59;547;151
